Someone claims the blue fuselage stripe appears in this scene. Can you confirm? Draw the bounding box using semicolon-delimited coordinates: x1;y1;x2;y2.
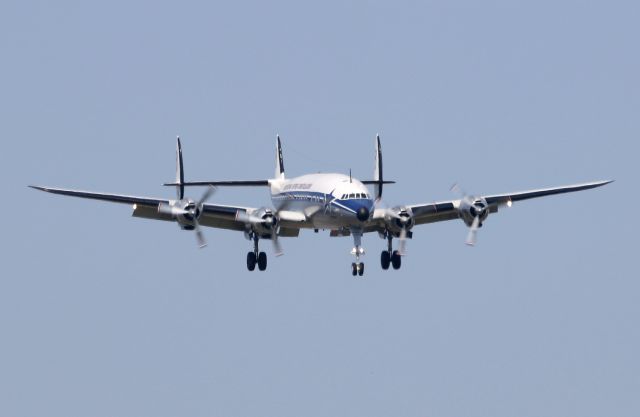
272;191;373;215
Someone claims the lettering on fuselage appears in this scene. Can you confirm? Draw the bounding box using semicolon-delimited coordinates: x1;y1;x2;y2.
283;183;313;191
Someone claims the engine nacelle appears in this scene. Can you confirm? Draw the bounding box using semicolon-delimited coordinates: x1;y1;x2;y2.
248;207;279;237
384;206;415;236
159;199;203;230
458;197;490;227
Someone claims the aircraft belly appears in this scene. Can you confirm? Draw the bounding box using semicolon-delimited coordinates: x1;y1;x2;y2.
311;212;352;229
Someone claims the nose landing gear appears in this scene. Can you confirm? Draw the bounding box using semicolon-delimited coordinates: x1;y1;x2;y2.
350;229;365;277
352;262;364;276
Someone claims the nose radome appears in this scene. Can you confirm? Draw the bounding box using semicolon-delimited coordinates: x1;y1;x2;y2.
357;206;370;222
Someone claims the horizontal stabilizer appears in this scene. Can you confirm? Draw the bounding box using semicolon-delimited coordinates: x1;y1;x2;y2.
361;180;396;185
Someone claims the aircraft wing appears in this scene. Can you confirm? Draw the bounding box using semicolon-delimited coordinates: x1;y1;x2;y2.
28;185;258;233
408;180;613;226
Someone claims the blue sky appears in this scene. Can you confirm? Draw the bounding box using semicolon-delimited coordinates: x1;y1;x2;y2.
1;1;638;416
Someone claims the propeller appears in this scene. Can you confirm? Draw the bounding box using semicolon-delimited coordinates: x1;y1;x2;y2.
451;183;487;246
236;210;284;256
158;186;217;248
377;199;412;255
389;210;411;255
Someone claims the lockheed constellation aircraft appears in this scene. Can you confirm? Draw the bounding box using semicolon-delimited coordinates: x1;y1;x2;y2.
30;136;611;276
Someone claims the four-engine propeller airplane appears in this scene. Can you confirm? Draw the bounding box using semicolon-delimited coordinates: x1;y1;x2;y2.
30;136;612;276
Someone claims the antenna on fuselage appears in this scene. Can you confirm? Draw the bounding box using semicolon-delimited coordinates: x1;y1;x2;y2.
349;168;352;183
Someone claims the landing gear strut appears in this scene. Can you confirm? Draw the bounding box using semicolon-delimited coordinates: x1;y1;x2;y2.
381;233;402;270
351;229;365;277
247;234;268;272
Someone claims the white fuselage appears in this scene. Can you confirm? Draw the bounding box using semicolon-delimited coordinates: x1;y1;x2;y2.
270;173;375;229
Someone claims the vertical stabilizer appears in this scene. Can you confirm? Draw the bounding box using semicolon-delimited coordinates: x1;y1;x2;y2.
275;135;285;180
374;134;384;199
176;137;185;200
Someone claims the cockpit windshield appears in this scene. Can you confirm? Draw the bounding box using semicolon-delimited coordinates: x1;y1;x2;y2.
341;193;370;200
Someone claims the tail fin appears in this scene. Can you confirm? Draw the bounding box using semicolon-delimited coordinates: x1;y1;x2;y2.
275;135;285;180
374;134;383;199
175;137;185;199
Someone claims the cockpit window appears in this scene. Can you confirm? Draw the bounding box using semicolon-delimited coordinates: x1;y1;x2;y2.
349;193;355;198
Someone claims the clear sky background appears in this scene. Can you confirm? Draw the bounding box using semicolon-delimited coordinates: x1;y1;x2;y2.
1;1;638;416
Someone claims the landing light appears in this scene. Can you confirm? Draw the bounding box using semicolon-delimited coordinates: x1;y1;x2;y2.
507;200;513;208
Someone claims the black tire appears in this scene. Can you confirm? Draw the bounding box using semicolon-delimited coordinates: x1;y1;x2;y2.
391;250;402;270
352;263;357;276
358;263;365;276
247;252;257;271
381;251;391;270
257;252;267;271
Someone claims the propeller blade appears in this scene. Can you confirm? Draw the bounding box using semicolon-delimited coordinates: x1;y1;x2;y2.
466;216;480;246
450;182;464;197
194;222;207;249
451;183;475;206
398;227;408;255
387;210;401;220
271;231;284;257
198;185;217;206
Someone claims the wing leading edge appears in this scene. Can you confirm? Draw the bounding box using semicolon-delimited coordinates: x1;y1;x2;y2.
28;185;258;232
408;180;613;226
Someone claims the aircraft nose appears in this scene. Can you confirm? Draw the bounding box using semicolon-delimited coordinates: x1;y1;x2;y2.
356;206;370;222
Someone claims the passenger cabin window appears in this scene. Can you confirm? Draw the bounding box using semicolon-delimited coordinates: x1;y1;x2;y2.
349;193;355;199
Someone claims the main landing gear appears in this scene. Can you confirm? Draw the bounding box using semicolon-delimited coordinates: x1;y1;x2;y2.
247;235;268;271
381;235;402;270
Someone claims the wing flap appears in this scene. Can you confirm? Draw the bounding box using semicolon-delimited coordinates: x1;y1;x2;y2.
409;201;460;225
132;204;174;222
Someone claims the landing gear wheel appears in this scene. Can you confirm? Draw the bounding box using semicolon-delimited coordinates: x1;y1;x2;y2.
391;250;402;270
358;263;365;276
257;252;267;271
247;252;257;271
381;251;391;270
352;263;358;276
